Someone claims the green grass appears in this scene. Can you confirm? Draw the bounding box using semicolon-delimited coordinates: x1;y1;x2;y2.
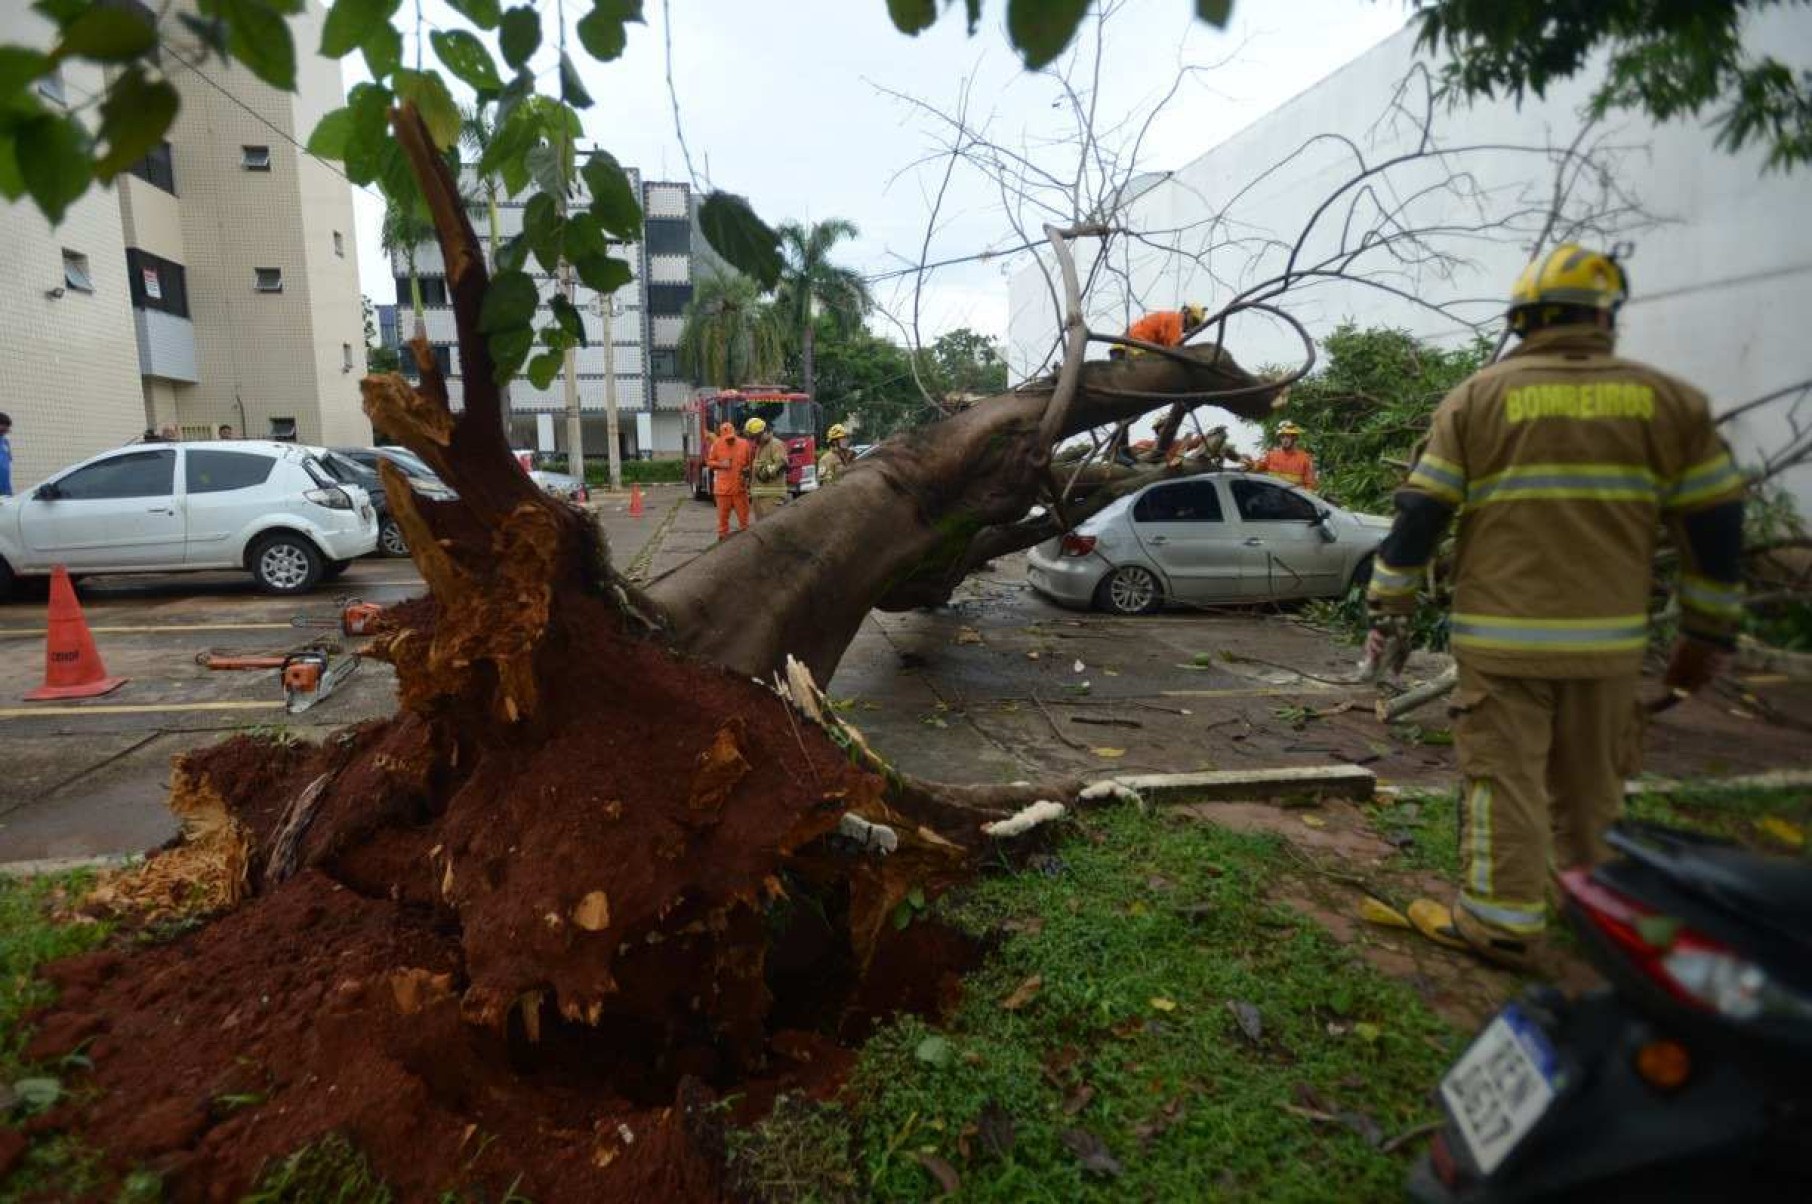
825;806;1459;1202
243;1134;392;1204
583;459;687;487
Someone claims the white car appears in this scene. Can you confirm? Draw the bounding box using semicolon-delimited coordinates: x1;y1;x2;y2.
1027;471;1390;614
0;440;378;598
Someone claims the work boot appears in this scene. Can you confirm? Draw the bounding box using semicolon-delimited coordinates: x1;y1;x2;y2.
1406;899;1536;972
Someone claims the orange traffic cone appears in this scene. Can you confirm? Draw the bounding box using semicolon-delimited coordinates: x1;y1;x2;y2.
25;566;126;701
629;483;645;518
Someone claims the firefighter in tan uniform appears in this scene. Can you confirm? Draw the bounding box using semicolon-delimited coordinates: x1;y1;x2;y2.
1366;245;1746;968
818;422;855;485
746;417;790;519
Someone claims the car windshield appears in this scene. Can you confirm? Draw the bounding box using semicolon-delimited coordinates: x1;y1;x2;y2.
377;446;437;479
323;453;377;484
729;400;817;437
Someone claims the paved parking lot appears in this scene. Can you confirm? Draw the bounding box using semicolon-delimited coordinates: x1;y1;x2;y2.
4;482;1807;865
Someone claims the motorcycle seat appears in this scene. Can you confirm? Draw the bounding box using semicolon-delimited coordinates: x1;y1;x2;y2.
1607;821;1812;957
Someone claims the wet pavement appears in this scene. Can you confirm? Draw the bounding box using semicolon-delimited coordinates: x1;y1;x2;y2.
5;482;1809;864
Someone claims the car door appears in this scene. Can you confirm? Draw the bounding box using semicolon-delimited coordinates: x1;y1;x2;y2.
1126;479;1246;602
17;447;183;570
1229;477;1343;598
183;448;279;565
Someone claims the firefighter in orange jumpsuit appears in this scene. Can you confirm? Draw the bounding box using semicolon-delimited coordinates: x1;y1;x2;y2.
1245;421;1318;490
705;421;752;540
1366;244;1746;968
1109;303;1206;358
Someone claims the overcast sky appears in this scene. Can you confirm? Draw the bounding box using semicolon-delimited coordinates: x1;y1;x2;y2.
351;0;1410;341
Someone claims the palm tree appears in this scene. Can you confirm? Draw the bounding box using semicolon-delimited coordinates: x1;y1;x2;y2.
678;272;785;387
775;218;872;402
380;198;435;342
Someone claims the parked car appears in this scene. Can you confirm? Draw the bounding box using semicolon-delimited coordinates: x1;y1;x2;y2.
0;441;377;598
528;469;590;503
331;446;456;498
1026;471;1389;615
316;451;408;558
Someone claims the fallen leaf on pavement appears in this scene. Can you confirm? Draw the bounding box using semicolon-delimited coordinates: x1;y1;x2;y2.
1026;650;1041;660
912;1152;961;1195
1059;1127;1124;1178
1227;999;1264;1045
976;1100;1016;1160
1300;814;1327;829
1091;747;1126;759
954;627;984;646
1073;659;1087;673
1358;896;1412;929
1000;975;1044;1011
1756;816;1805;850
1149;997;1178;1012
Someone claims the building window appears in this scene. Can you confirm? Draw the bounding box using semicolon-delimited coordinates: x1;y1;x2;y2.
645;282;692;316
62;250;93;293
342;343;354;372
393;276;450;307
38;67;65;105
127;141;176;194
242;145;272;171
399;344;454;381
333;230;344;257
127;249;190;317
650;348;679;379
644;218;690;256
254;267;283;293
269;417;298;441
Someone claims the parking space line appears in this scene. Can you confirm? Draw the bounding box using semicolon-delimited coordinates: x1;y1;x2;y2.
0;622;297;638
0;700;282;719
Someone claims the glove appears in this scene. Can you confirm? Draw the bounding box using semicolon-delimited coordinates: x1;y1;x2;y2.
1664;635;1726;695
1359;614;1412;683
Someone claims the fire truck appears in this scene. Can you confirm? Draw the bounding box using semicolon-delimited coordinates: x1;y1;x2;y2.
683;388;823;499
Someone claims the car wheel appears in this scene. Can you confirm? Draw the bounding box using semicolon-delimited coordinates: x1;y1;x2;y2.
0;557;14;602
378;516;409;557
1095;564;1163;615
251;534;324;595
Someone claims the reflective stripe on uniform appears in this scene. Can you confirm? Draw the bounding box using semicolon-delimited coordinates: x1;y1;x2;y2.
1467;462;1660;507
1665;452;1746;511
1679;573;1744;621
1465;778;1493;897
1458;893;1548;936
1450;612;1648;654
1367;560;1421;599
1406;453;1465;504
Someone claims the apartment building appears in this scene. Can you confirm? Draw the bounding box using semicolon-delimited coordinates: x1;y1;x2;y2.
0;0;369;491
390;167;697;458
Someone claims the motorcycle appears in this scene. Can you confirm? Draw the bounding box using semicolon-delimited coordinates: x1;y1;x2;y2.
1410;820;1812;1202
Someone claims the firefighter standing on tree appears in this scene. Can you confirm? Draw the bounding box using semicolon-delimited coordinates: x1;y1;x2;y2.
818;423;855;485
1108;302;1206;358
705;421;752;540
1366;244;1746;969
1246;421;1318;490
747;417;789;519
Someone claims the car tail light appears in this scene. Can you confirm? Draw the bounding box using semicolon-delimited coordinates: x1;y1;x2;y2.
1559;869;1809;1021
1429;1130;1461;1187
1059;533;1096;557
304;486;353;511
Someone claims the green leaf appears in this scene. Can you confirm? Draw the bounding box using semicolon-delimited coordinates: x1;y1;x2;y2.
393;68;461;149
1006;0;1088;70
1195;0;1233;25
498;6;541;72
907;885;927;909
360;22;402;79
177;12;230;56
0;47;50;97
221;0;297;91
17;112;91;224
913;1035;952;1068
32;0;88;28
886;0;936;35
558;52;592;109
574;0;642;62
12;1076;61;1111
892;900;914;930
526;350;564;389
562;211;606;263
581;152;640;239
526;140;567;198
431;29;503;92
320;0;397;58
56;6;157;62
496;233;529;272
446;0;501;29
550;294;587;345
338;81;394;184
0;133;24;201
481;269;540;333
94;68;178;181
698;191;781;288
490;327;534;384
573;252;632;295
522;191;562;273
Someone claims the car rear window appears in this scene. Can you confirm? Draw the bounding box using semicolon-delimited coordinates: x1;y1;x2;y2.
185;449;276;494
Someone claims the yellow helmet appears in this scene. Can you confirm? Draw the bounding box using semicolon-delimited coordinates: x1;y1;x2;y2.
826;423;848;441
1181;302;1206;326
1508;244;1628;333
1277;421;1305;437
743;417;767;436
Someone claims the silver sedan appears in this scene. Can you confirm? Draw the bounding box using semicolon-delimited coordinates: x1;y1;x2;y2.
1026;472;1391;615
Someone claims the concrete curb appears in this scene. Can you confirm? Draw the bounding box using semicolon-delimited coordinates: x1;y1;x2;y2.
0;853;137;878
1106;765;1376;803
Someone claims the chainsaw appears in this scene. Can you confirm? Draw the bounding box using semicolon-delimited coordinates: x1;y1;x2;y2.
291;597;386;637
281;649;361;713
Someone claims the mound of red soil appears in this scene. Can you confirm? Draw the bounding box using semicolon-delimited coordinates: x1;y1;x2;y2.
22;591;978;1201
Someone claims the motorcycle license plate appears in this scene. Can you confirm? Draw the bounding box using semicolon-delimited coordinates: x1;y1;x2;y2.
1439;1004;1561;1175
